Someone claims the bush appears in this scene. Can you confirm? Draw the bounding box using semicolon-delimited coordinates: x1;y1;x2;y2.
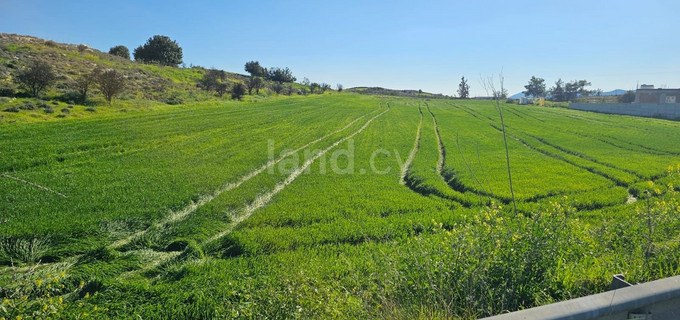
19;102;35;110
85;107;96;112
60;108;70;114
619;90;636;103
0;86;15;97
77;44;88;53
44;106;54;114
4;106;19;112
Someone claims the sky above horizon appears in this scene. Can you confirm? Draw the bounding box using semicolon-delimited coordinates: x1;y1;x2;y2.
2;0;679;97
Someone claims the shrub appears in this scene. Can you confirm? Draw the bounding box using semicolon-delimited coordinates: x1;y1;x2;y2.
4;106;19;112
44;106;54;114
619;90;636;103
44;40;57;47
0;86;15;97
77;44;88;53
85;107;96;112
19;102;34;110
60;108;70;114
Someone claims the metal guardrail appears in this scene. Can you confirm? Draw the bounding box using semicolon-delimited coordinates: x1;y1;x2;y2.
481;275;680;320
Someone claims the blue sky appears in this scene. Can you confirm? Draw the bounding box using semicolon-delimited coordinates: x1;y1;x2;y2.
2;0;679;96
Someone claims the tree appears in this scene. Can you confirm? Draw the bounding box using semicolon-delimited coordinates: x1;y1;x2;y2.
309;82;320;94
231;83;247;100
244;61;266;77
320;83;331;93
564;79;591;102
457;76;470;99
549;79;566;102
523;76;546;98
198;69;226;93
73;72;95;103
494;87;509;99
301;77;310;86
247;77;263;95
133;35;183;66
94;68;125;104
336;84;343;92
271;82;284;94
267;67;296;83
16;60;56;97
575;80;592;98
108;45;130;60
215;82;228;97
619;90;636;103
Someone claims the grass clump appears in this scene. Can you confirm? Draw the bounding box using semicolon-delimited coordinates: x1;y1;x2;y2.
0;237;52;264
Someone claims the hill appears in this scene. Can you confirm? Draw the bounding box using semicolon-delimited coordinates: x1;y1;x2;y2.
0;33;303;124
347;86;451;99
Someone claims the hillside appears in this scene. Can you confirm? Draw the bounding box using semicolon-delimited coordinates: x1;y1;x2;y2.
0;33;252;123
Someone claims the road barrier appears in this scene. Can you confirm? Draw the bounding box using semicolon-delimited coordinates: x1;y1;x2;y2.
482;275;680;320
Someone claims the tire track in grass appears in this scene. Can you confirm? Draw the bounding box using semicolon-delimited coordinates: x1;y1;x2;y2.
0;108;378;276
109;109;376;250
489;124;629;189
116;106;389;280
0;173;68;198
427;103;499;205
400;105;423;185
204;108;389;245
425;103;446;175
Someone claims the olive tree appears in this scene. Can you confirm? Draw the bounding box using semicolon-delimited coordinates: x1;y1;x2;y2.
16;60;56;97
94;68;125;104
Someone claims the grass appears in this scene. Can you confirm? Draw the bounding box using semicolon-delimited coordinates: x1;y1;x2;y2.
2;94;680;319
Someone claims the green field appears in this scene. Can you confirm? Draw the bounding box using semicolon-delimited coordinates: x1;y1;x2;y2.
2;94;680;319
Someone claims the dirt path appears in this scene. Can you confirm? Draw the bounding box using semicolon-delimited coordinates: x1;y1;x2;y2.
205;108;389;244
109;110;375;250
400;105;423;185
